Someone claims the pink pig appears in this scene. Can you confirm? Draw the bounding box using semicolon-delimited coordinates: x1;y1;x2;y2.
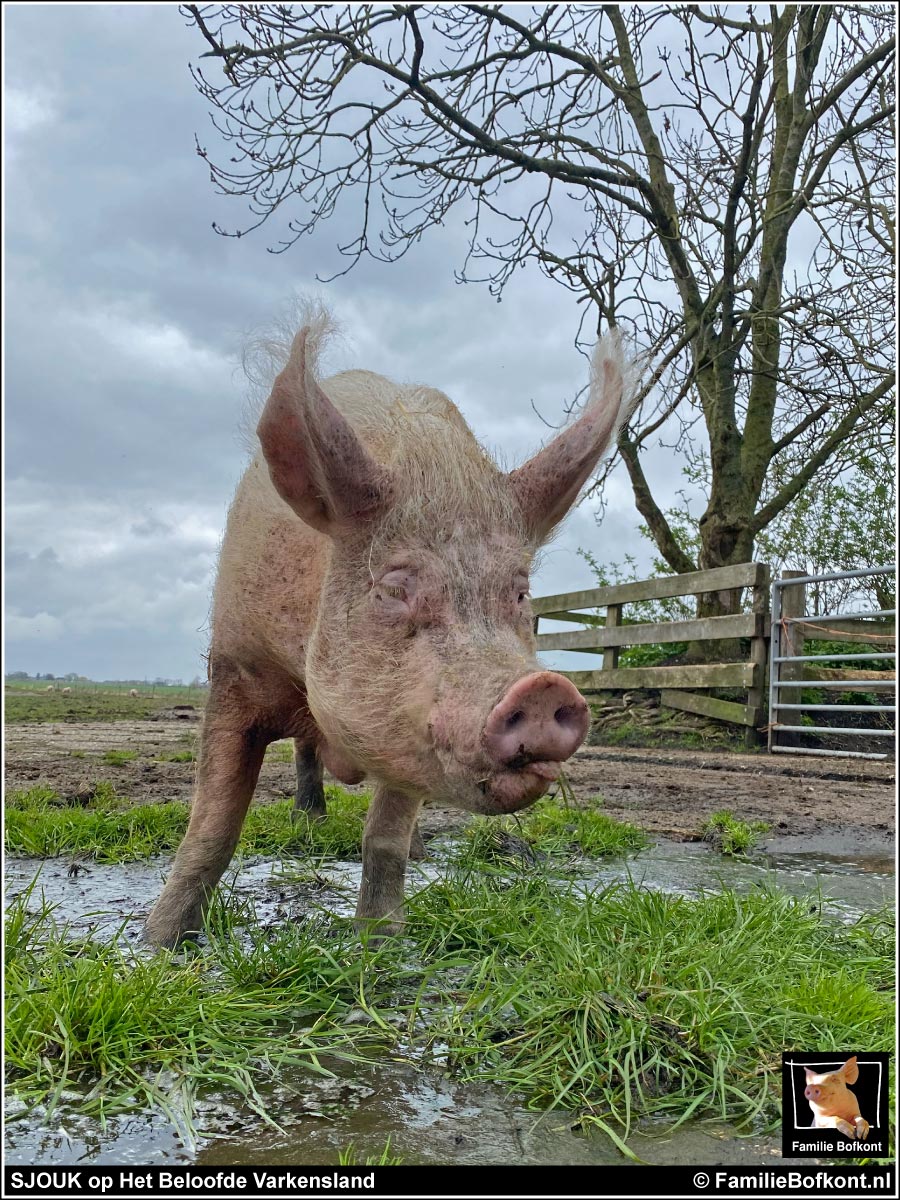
145;307;634;947
804;1058;870;1139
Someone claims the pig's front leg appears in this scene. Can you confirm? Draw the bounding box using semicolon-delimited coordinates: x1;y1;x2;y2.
356;784;421;937
144;709;268;948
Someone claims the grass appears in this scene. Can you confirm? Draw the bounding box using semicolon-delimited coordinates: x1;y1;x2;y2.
337;1138;402;1166
4;886;392;1138
403;865;894;1141
593;712;746;753
266;740;296;764
4;784;369;862
701;810;770;857
156;749;196;763
462;792;647;865
4;681;206;724
5;862;893;1152
102;749;139;767
3;769;893;1157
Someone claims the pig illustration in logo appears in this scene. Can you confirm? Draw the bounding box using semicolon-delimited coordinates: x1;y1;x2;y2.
804;1057;869;1139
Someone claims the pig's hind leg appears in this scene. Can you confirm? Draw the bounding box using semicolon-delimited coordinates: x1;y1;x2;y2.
408;824;427;860
144;678;271;949
296;739;428;857
292;740;326;822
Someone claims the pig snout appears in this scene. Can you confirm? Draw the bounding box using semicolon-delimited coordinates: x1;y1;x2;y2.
483;672;589;770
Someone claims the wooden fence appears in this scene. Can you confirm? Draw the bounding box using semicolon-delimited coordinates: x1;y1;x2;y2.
532;561;771;733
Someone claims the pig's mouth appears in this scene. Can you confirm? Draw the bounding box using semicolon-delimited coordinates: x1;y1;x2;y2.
477;757;560;813
432;737;562;815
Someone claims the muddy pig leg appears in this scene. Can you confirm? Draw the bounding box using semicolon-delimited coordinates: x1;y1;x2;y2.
291;740;326;823
144;698;269;948
355;784;421;937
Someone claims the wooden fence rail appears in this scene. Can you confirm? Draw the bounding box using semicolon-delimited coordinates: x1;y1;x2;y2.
533;561;771;736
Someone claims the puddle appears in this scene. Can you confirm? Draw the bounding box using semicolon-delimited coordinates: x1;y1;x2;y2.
5;1059;799;1167
3;855;447;946
571;839;893;922
5;830;891;946
5;838;890;1167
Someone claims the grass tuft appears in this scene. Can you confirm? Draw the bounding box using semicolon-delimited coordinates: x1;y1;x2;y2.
462;793;647;866
404;869;894;1136
5;785;369;862
337;1137;403;1166
701;810;769;857
102;750;139;767
4;888;392;1133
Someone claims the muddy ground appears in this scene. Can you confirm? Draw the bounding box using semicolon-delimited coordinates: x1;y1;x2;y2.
5;715;895;1168
6;715;895;854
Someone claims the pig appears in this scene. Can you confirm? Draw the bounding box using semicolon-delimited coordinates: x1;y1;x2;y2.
61;687;72;695
804;1058;869;1139
144;306;635;948
129;688;139;698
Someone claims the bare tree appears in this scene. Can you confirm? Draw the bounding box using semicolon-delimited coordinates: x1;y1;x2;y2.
184;4;895;621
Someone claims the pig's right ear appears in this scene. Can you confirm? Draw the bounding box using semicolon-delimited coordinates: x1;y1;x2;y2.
256;328;393;536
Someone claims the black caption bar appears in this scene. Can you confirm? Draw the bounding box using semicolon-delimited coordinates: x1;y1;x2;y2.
4;1164;896;1199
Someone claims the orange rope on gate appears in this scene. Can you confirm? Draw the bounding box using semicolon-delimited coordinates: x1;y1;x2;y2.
788;618;895;644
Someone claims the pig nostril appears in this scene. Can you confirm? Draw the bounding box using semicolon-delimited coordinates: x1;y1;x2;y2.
554;704;577;725
505;710;526;729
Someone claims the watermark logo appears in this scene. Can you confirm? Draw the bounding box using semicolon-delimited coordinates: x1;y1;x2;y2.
782;1052;890;1157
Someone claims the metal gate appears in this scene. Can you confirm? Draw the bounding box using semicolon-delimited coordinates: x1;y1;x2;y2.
768;565;896;760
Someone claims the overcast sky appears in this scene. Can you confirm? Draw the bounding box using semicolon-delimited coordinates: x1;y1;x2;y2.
5;4;691;682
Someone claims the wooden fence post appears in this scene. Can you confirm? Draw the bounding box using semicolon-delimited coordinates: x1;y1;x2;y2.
602;604;621;672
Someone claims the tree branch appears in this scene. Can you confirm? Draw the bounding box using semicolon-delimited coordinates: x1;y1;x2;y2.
750;377;893;536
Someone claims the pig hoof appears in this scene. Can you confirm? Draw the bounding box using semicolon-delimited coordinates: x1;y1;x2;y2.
143;901;204;950
408;827;428;861
855;1119;870;1141
143;919;199;950
355;914;405;945
291;806;327;827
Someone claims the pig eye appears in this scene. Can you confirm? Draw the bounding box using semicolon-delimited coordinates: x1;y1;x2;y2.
514;576;530;605
373;568;418;617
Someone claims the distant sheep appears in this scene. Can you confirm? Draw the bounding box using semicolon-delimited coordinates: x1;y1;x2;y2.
129;689;139;698
61;687;72;695
45;685;54;692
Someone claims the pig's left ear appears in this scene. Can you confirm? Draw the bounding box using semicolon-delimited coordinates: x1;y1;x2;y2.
507;331;637;542
842;1057;859;1084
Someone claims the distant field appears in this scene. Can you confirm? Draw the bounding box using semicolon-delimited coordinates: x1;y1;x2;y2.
3;681;208;724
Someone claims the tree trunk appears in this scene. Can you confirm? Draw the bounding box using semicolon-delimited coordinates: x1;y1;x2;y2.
683;515;756;664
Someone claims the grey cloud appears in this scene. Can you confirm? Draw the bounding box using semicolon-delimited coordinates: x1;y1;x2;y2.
5;6;689;681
